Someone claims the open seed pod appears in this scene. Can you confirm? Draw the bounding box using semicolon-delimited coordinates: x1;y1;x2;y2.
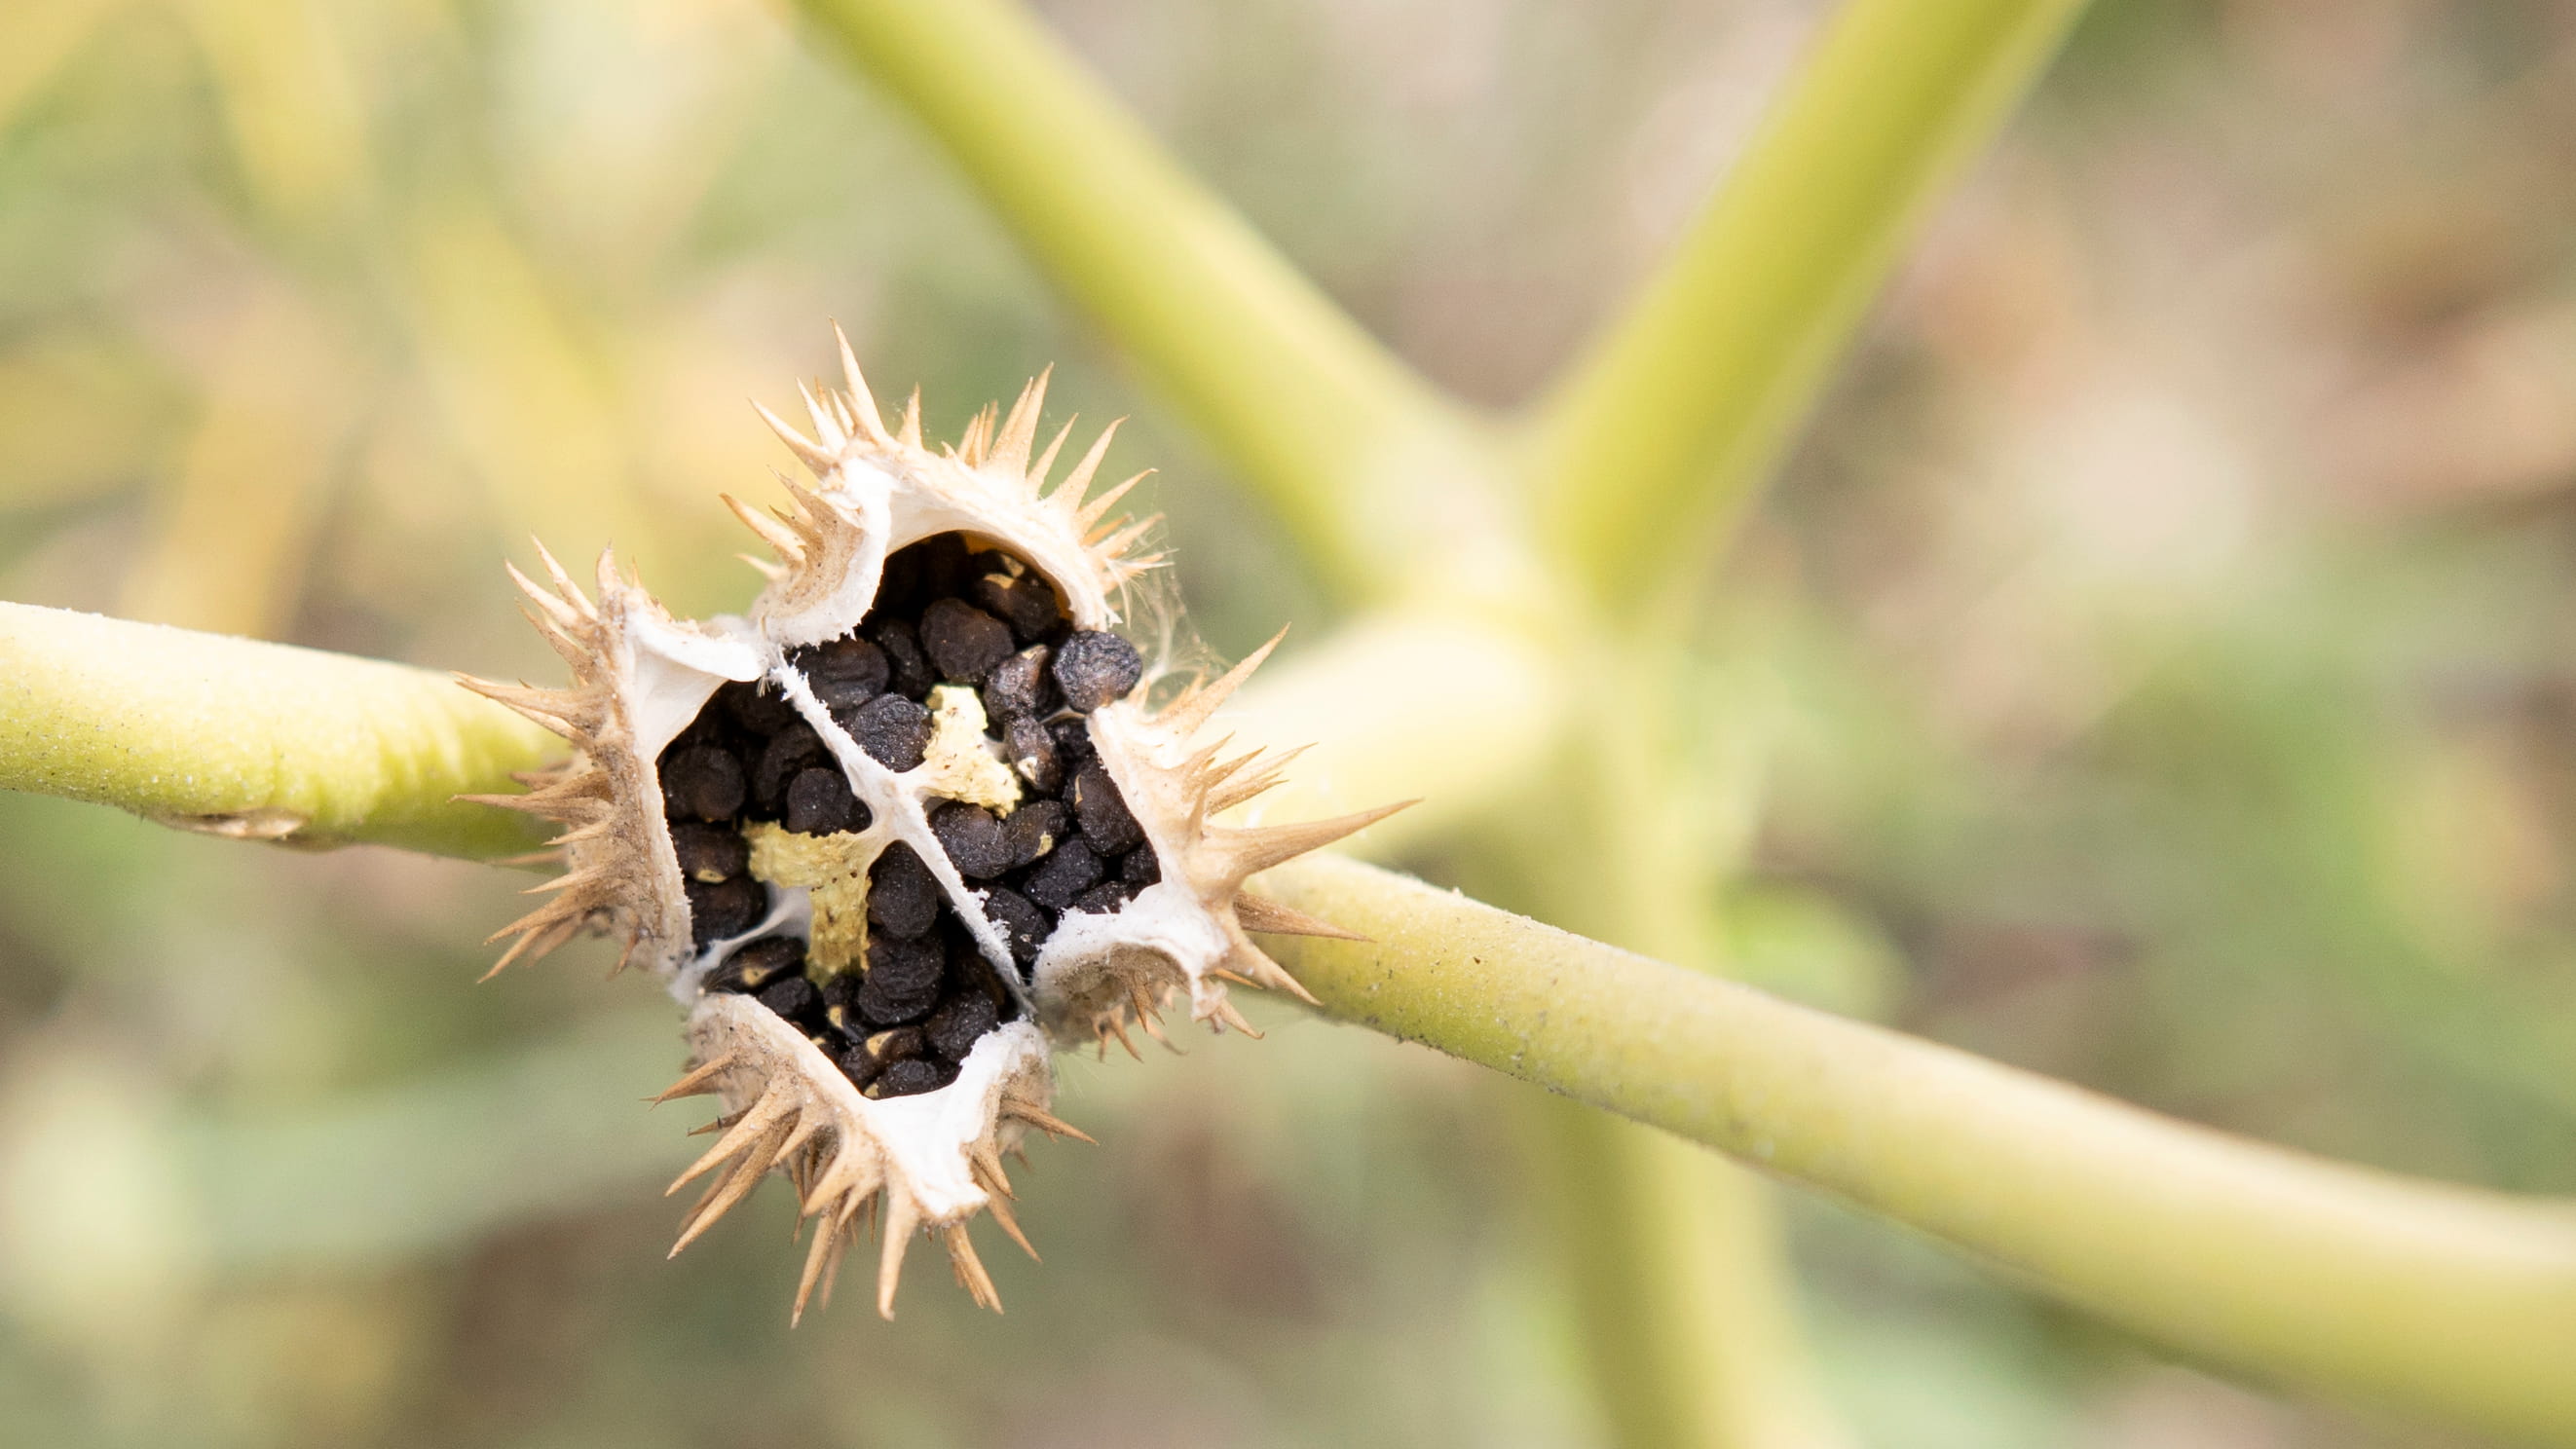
462;331;1406;1319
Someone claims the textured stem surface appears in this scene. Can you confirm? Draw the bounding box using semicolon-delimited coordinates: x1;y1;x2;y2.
794;0;1480;600
1262;853;2576;1444
1531;0;2090;604
0;603;556;858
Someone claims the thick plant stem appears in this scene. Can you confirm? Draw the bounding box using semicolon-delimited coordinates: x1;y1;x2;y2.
0;603;556;858
1530;0;2090;606
1260;853;2576;1446
793;0;1480;600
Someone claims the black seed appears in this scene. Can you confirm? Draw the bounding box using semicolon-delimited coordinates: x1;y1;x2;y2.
795;636;889;714
868;616;934;698
981;645;1057;724
751;722;828;815
868;1057;955;1098
981;886;1052;969
1069;760;1144;854
661;744;746;821
821;975;867;1039
757;975;821;1024
999;799;1069;870
848;692;931;771
931;801;1011;879
1023;837;1103;911
834;1041;882;1087
718;679;801;736
687;874;766;945
864;843;941;939
865;1025;927;1063
1003;716;1063;794
925;991;999;1061
859;932;943;1025
919;598;1015;684
1122;845;1162;885
784;766;867;836
972;568;1066;644
706;935;804;992
669;822;748;883
1070;879;1139;916
1049;715;1096;768
1053;629;1143;712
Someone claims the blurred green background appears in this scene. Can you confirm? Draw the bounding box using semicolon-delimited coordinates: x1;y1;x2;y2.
4;0;2574;1444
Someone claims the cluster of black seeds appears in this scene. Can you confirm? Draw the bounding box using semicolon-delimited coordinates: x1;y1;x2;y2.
654;532;1155;1100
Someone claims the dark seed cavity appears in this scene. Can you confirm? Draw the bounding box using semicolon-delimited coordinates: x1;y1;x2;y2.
1053;630;1143;713
718;679;802;735
972;568;1067;645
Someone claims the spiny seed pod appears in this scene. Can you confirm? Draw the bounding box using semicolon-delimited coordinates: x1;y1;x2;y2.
460;329;1406;1319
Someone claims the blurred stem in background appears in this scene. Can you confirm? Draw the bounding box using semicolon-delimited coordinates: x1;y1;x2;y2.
1528;0;2093;610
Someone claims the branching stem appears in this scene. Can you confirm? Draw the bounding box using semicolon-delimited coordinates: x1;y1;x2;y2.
1262;853;2576;1445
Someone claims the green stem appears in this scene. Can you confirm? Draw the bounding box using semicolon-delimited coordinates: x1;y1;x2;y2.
1261;852;2576;1446
1529;0;2090;606
0;603;556;858
792;0;1483;600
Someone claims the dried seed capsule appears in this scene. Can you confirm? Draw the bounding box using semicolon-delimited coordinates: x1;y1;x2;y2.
847;692;931;771
999;799;1069;871
669;822;749;883
750;722;828;814
868;616;934;698
784;766;867;836
757;974;821;1024
865;843;941;939
925;990;999;1061
686;874;766;945
1052;629;1142;713
1069;880;1139;916
1120;845;1161;886
971;568;1066;645
930;801;1011;879
718;679;801;736
705;934;806;992
661;743;746;821
1023;838;1103;911
868;1057;956;1099
1068;760;1144;855
794;635;889;714
920;598;1015;685
981;886;1051;971
981;645;1057;724
1003;716;1063;794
